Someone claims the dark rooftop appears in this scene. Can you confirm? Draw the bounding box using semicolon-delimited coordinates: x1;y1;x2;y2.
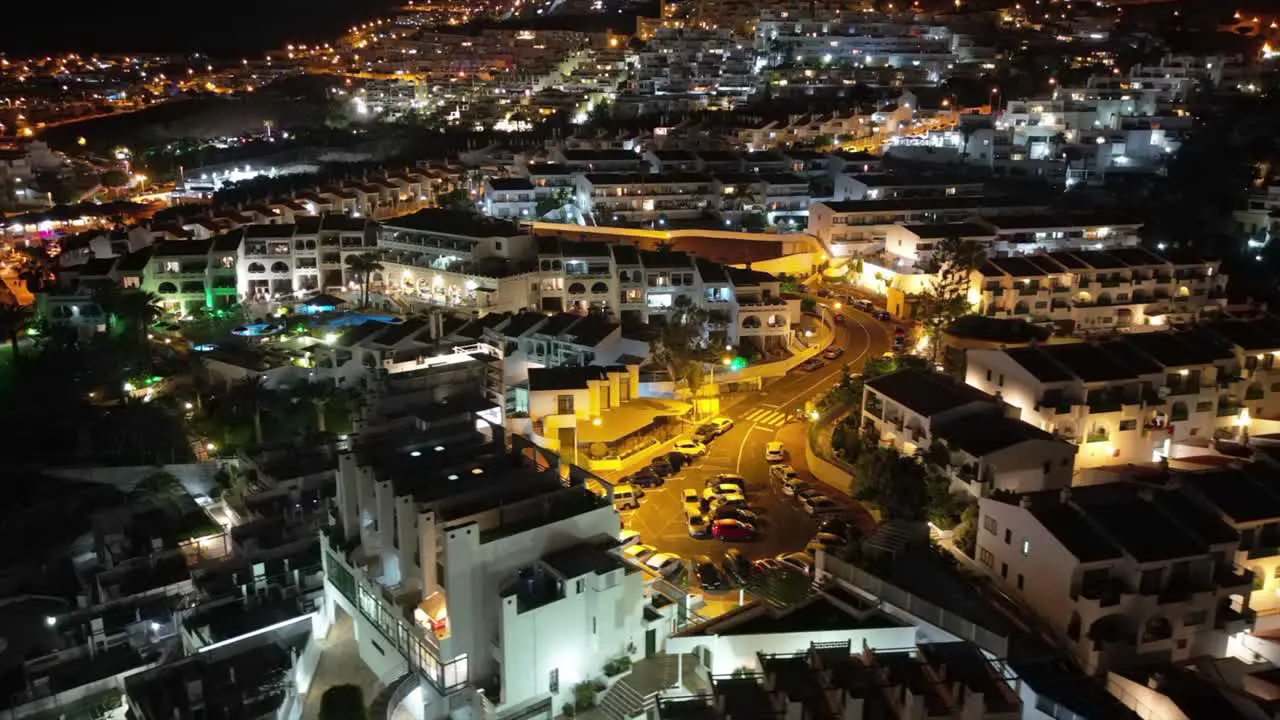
528;366;610;392
900;222;994;239
543;540;626;579
1121;331;1234;368
1037;343;1141;383
865;368;994;417
935;415;1063;457
1180;467;1280;525
383;209;525;238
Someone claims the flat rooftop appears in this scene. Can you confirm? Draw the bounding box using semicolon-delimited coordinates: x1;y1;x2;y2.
865;368;994;417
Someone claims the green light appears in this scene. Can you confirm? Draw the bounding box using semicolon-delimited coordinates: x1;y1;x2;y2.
729;357;748;371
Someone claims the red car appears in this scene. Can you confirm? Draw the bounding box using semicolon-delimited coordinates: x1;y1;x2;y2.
712;519;758;541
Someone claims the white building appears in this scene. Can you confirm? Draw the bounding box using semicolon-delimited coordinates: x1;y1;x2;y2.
975;483;1254;674
963;329;1262;469
860;368;1076;497
483;178;537;220
235;215;378;303
574;172;715;225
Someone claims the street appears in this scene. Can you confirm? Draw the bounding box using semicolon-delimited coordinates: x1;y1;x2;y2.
610;305;893;566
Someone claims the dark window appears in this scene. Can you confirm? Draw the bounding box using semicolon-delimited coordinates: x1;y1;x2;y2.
983;516;997;534
557;394;574;415
986;369;992;381
1004;529;1012;545
979;548;993;567
1119;419;1137;431
576;579;585;593
549;669;559;693
1000;562;1008;579
1017;574;1024;590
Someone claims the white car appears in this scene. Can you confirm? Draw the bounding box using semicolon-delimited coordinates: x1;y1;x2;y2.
645;553;684;577
617;529;641;549
672;439;708;457
703;483;745;501
710;493;748;511
682;488;701;512
769;464;799;485
707;417;735;435
765;441;786;463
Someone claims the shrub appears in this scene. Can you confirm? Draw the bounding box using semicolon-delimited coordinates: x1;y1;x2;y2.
573;683;597;710
562;703;576;718
604;661;620;677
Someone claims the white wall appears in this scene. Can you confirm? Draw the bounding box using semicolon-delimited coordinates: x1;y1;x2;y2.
666;625;915;676
975;499;1077;635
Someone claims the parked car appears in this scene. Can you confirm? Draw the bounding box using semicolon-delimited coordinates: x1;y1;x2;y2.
703;483;744;501
682;488;701;513
753;558;784;573
672;439;708;457
687;513;711;539
722;548;752;586
765;441;786;462
715;506;760;525
794;486;823;503
710;493;748;511
693;424;718;444
822;346;845;360
782;477;809;497
617;529;641;549
777;552;814;576
769;464;799;485
707;417;735;435
645;553;684;577
613;484;643;510
709;473;747;492
694;555;726;590
623;544;656;562
649;456;677;477
810;532;846;549
818;518;854;541
626;468;664;488
799;358;825;372
853;299;873;312
712;519;758;541
801;495;843;516
832;313;845;325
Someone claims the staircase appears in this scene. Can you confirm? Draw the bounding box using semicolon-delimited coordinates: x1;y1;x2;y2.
368;671;414;720
596;678;650;720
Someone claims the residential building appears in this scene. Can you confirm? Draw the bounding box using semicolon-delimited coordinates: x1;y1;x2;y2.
963;330;1265;468
483;177;537;219
317;341;650;720
808;197;1051;256
975;247;1228;332
574;172;715;224
973;214;1143;256
235;215;378;303
377;210;539;314
975;483;1254;673
144;234;242;313
861;368;1076;497
834;173;984;202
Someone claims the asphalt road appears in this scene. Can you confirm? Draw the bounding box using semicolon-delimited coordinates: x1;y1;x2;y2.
615;305;894;566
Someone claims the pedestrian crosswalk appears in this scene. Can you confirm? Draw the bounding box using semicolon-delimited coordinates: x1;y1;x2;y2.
743;408;790;427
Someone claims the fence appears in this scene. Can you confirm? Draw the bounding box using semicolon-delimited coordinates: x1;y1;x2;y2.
820;555;1010;658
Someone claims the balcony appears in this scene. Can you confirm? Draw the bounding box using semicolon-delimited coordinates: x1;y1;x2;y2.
1078;578;1127;609
1087;398;1123;414
1215;565;1254;593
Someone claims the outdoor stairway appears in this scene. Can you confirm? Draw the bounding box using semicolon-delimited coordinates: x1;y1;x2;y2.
860;520;920;562
368;671;414;720
597;678;649;720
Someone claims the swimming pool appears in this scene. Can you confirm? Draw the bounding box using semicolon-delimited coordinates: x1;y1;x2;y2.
325;313;403;329
231;322;285;337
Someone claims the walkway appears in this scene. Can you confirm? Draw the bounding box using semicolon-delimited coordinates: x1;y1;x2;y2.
302;614;384;719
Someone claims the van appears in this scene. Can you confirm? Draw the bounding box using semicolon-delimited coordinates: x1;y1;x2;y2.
613;484;643;510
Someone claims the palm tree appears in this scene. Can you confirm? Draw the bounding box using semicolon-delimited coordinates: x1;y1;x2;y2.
116;290;164;361
128;470;187;503
92;282;122;335
0;302;31;357
233;376;273;445
345;253;384;308
297;381;336;433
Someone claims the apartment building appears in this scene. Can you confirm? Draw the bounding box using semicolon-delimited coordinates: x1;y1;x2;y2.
860;368;1076;497
975;483;1253;673
834;173;984;202
235;215;377;302
974;213;1143;255
378;209;540;314
976;247;1228;332
756;18;958;82
319;343;651;720
711;172;812;227
963;329;1264;468
141;235;242;313
482;178;537;219
879;222;997;269
808;197;1050;257
574;172;715;224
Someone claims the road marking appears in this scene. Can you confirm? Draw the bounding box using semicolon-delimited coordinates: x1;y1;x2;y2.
743;408;789;427
736;425;772;475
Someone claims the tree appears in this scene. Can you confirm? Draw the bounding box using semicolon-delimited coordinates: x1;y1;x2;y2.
853;447;930;521
318;685;366;720
128;470;186;503
92;283;122;335
100;169;129;188
17;245;54;293
437;188;473;212
952;501;980;558
0;302;32;357
116;291;164;361
916;236;987;363
740;211;767;232
535;187;573;218
345;253;384;308
652;295;711;401
232;376;273;445
298;381;336;433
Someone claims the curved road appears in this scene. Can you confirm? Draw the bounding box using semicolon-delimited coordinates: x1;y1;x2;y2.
616;306;892;565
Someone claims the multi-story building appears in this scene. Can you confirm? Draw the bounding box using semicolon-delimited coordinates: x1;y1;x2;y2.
482;178;537;219
756;16;959;83
574;172;715;224
142;235;242;313
317;342;653;720
962;327;1274;468
377;210;540;314
808;197;1050;255
975;483;1254;673
236;215;377;302
975;247;1228;331
834;173;984;202
860;368;1076;497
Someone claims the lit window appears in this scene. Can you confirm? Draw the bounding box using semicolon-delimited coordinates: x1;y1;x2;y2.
1021;539;1031;557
